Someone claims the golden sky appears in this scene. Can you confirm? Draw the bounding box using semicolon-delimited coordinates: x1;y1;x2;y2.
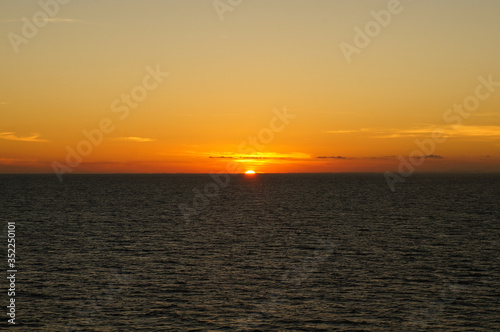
1;0;499;174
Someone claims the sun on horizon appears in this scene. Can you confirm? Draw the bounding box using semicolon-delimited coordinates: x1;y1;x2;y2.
245;170;256;175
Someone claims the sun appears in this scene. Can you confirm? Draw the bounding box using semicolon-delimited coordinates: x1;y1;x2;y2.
245;170;256;175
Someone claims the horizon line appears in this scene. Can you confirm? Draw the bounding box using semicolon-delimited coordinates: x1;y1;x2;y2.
2;172;500;175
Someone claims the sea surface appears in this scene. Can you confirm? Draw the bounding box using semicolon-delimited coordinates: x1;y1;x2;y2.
1;173;500;331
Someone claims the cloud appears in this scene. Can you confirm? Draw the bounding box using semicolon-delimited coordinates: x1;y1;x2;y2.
209;156;237;159
315;155;396;160
379;125;500;140
373;128;437;139
314;155;443;161
362;156;396;160
208;152;311;160
113;137;156;142
324;129;364;134
212;154;445;161
325;125;500;141
324;127;433;137
316;156;348;159
210;156;290;160
0;132;48;142
444;125;500;139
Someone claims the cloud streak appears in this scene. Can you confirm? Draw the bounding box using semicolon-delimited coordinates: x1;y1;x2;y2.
325;125;500;140
208;152;311;160
0;132;48;142
113;137;156;143
315;155;444;160
316;156;347;159
324;129;365;134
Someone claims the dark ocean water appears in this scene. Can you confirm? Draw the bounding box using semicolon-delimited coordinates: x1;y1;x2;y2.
1;173;500;331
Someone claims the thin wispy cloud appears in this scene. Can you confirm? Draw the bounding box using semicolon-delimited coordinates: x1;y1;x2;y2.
325;127;436;138
324;130;362;134
326;125;500;141
114;137;157;143
315;155;444;160
208;152;311;160
376;125;500;140
446;125;500;139
209;153;445;161
373;127;439;139
0;132;48;142
316;156;348;159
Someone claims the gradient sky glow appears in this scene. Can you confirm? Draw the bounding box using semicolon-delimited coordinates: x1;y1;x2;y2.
1;0;499;174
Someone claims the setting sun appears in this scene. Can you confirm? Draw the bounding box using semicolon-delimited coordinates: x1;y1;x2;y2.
245;170;256;175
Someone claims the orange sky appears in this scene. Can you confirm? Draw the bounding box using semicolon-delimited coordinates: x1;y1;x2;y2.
1;0;499;175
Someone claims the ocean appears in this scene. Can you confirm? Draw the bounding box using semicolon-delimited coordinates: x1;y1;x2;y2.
1;173;500;331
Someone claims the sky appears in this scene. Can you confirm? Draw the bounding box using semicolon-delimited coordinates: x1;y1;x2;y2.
1;0;499;174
